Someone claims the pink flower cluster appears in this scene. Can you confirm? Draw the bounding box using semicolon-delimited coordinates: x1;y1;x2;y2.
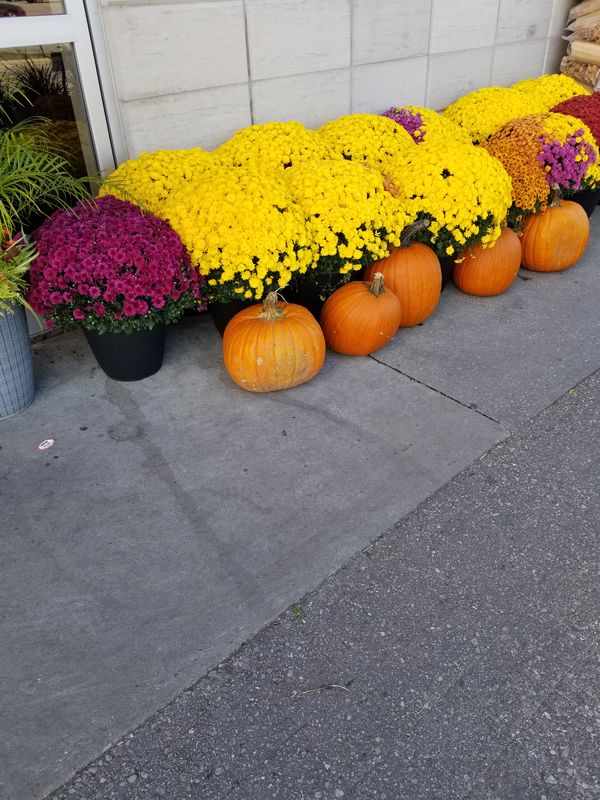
28;196;204;331
381;107;424;142
537;130;597;192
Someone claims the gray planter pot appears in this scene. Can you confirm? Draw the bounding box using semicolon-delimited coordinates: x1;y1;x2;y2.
0;303;34;419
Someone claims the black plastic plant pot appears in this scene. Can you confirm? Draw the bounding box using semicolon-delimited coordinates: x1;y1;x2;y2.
83;326;166;381
570;187;600;218
438;256;455;290
283;281;328;321
284;271;364;321
209;299;254;337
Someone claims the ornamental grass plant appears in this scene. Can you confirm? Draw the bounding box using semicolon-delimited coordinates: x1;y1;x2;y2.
28;196;203;333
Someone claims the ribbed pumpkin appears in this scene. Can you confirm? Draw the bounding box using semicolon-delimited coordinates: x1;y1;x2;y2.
364;222;441;326
521;196;589;273
320;272;402;356
222;293;326;392
453;227;521;296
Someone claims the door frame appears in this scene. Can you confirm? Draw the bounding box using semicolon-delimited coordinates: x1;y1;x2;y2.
0;0;126;172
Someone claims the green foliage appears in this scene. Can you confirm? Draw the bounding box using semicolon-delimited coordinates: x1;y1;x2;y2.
0;77;95;312
0;235;37;313
8;59;68;105
0;120;92;237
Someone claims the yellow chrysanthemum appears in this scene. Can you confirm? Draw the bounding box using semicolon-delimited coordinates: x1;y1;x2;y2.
318;114;414;167
443;86;540;144
283;159;413;275
384;105;473;147
214;121;335;171
161;167;312;301
99;148;215;216
383;140;512;256
512;74;590;108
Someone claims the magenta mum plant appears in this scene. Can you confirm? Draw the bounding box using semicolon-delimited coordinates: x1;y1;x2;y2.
537;129;596;192
28;196;204;334
381;107;424;141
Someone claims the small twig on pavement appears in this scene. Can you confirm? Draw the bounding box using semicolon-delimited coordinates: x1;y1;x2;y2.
294;684;350;696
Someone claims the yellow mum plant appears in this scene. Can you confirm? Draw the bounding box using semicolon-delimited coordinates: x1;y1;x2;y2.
214;121;334;171
383;140;513;257
442;86;538;144
161;167;313;302
100;148;215;217
512;74;590;109
382;105;472;147
283;159;413;292
318;114;414;167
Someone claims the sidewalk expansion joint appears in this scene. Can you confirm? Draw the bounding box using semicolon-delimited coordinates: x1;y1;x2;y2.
368;354;504;426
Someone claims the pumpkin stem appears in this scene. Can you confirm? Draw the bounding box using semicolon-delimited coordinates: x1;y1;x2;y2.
258;291;286;320
369;272;386;297
400;218;430;247
549;183;562;208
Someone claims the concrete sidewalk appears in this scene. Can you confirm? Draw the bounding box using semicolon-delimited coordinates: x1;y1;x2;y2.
2;215;600;799
49;366;600;800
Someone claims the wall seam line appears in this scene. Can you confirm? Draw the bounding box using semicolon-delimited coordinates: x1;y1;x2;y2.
241;0;255;124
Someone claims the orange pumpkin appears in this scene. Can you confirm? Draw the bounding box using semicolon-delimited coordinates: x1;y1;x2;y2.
453;227;521;296
320;272;402;356
222;293;326;392
364;240;441;326
521;198;589;272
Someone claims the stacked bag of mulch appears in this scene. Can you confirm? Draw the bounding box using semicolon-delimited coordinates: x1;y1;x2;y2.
562;0;600;90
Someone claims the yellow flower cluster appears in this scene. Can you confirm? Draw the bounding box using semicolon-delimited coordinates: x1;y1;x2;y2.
214;121;334;171
99;148;215;217
318;114;414;167
512;74;590;108
397;105;473;146
443;86;538;144
383;140;513;256
161;167;312;301
283;159;412;274
443;77;590;145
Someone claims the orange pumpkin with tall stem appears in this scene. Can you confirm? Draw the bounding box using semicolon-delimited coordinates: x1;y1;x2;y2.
364;219;441;327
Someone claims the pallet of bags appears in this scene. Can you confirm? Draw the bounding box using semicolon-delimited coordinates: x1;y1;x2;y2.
561;1;600;91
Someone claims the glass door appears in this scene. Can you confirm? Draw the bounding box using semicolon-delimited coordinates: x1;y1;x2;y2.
0;0;116;175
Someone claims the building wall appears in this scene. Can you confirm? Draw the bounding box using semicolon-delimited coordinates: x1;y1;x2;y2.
98;0;575;159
